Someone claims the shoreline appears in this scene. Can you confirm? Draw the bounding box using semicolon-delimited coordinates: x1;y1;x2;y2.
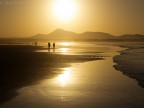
0;43;144;108
113;45;144;88
0;45;104;104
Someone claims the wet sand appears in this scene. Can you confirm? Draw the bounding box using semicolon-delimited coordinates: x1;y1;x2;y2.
0;42;144;108
0;45;103;105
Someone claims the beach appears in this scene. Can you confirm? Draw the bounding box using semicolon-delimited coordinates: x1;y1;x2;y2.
0;44;103;105
0;41;144;108
114;44;144;88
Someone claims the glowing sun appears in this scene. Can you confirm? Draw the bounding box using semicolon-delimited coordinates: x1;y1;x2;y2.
52;0;77;22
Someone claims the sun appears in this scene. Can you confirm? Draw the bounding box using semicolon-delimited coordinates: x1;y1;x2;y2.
52;0;77;22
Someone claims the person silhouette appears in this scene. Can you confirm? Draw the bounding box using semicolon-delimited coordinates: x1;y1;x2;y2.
48;42;51;49
53;42;55;49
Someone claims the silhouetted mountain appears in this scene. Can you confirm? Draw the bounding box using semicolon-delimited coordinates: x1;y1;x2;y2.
80;32;115;39
48;28;79;39
30;28;78;40
30;28;144;40
30;34;47;39
117;34;144;39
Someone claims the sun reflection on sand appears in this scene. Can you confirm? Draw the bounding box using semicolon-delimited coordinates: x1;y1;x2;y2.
59;48;70;54
57;68;72;87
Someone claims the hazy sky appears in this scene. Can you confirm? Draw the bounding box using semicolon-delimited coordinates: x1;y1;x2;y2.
0;0;144;37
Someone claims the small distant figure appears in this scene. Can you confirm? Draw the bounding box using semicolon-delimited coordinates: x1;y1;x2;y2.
53;42;55;49
35;42;37;46
48;42;51;49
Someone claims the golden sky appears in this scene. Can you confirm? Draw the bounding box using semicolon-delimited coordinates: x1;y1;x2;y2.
0;0;144;37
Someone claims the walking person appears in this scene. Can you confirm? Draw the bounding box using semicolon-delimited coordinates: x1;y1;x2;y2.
53;42;55;49
48;42;51;49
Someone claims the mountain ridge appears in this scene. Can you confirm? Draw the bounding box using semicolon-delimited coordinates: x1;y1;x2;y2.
30;28;144;40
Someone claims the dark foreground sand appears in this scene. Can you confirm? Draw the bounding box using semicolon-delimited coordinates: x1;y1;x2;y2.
0;45;103;104
113;45;144;88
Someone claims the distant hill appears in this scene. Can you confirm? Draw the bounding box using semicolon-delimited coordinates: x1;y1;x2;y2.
117;34;144;39
80;32;115;39
30;28;144;40
30;28;79;40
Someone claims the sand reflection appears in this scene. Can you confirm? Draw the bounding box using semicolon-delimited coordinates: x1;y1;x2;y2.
59;48;70;55
56;68;72;87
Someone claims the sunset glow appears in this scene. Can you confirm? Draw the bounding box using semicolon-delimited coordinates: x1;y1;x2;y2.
52;0;77;22
60;42;71;46
0;0;144;107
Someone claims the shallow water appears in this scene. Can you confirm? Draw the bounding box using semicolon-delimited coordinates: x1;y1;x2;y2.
37;41;123;56
0;41;144;108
